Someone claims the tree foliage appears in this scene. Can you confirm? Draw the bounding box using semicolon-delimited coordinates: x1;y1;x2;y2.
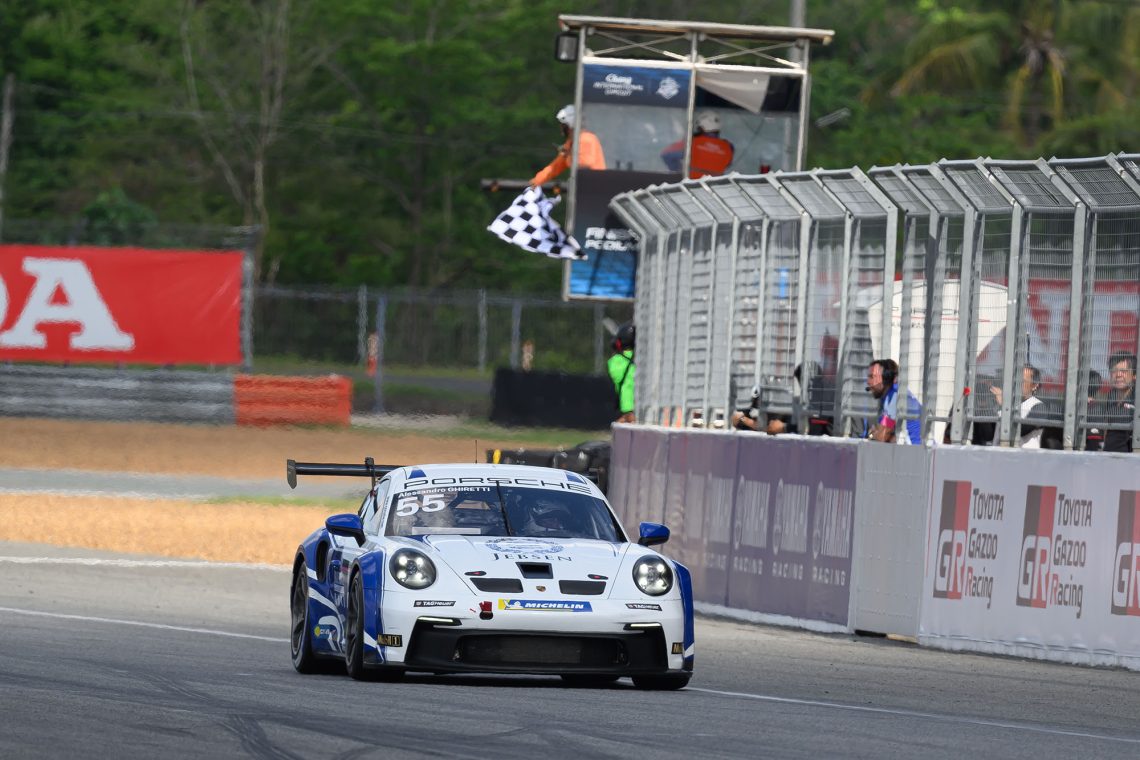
0;0;1136;289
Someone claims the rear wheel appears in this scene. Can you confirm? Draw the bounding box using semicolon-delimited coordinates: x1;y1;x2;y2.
631;673;691;691
560;674;621;688
290;566;320;673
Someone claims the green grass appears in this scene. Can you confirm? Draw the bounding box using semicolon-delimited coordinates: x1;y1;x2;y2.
354;416;612;448
383;382;474;402
252;354;493;381
203;494;361;509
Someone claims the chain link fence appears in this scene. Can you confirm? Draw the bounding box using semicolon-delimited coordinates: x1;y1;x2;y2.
253;286;633;375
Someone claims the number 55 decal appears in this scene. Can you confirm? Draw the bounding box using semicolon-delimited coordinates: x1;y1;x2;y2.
396;494;447;516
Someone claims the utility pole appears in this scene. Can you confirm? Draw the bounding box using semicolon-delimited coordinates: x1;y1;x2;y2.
791;0;805;27
0;73;15;242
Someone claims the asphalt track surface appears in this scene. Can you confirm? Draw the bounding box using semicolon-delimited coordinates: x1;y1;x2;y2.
1;541;1138;759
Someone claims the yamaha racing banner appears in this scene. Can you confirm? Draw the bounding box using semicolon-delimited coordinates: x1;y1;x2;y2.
0;244;244;366
920;447;1140;669
611;426;858;627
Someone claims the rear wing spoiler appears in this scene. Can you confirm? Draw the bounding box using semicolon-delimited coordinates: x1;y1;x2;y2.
286;457;401;489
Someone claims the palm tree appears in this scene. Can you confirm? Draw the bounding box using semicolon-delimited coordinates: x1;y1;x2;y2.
880;0;1130;151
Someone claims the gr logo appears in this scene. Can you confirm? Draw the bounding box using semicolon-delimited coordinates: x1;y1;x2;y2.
1111;490;1140;617
1017;485;1056;609
933;480;969;599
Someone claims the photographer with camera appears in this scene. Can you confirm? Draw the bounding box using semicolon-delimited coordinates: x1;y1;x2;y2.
733;364;834;436
731;384;763;431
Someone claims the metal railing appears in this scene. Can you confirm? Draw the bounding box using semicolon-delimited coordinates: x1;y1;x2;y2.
611;153;1140;449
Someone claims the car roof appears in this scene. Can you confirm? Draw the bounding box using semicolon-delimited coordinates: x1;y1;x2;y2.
386;463;601;495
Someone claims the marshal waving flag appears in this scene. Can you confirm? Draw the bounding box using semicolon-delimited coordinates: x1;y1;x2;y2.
487;186;584;260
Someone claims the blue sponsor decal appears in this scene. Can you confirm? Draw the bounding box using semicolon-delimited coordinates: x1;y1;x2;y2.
485;538;564;555
498;599;592;612
674;561;695;663
566;472;587;484
582;64;691;108
409;468;426;479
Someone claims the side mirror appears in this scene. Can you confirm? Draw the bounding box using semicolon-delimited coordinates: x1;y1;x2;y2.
637;522;670;547
326;513;366;546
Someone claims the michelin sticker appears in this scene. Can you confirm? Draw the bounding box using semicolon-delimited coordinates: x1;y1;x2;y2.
498;599;592;612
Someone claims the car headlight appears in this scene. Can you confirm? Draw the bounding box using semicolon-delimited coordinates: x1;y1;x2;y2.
389;549;436;589
632;556;673;596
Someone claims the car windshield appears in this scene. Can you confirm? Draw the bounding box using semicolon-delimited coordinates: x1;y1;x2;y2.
385;485;622;542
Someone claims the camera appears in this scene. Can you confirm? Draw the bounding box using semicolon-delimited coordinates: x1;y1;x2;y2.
746;385;760;419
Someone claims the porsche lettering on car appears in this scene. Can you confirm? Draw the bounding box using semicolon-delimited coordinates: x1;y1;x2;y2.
287;458;694;689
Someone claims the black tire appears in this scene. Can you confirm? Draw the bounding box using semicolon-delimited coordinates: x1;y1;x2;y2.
631;673;691;691
560;674;621;688
290;565;320;674
345;572;370;681
345;572;405;683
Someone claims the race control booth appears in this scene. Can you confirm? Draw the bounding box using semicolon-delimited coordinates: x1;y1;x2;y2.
553;16;833;302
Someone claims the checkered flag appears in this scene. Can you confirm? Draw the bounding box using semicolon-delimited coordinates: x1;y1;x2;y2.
487;186;584;260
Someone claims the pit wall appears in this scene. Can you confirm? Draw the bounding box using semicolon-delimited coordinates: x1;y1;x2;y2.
608;424;1140;671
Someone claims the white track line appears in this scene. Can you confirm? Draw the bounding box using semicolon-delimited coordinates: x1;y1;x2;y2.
0;556;288;571
688;686;1140;745
0;606;289;643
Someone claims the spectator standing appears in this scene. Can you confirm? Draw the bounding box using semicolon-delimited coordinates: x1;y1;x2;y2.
989;364;1047;448
1102;351;1136;453
530;104;606;187
608;323;635;424
864;359;922;444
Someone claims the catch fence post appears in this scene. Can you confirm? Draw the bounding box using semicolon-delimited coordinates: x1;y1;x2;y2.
374;294;387;413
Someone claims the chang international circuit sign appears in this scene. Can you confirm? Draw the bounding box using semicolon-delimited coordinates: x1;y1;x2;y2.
554;16;833;301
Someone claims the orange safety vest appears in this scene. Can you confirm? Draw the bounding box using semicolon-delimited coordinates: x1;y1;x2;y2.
530;130;607;186
688;134;734;178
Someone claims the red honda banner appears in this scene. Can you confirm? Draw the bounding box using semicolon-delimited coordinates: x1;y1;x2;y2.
0;245;244;365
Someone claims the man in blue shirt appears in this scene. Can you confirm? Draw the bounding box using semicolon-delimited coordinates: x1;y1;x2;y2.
865;358;922;444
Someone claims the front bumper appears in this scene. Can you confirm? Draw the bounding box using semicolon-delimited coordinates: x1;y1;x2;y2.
401;621;667;674
367;590;689;675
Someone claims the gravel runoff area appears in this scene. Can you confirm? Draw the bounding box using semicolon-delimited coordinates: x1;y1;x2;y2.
0;417;531;479
0;417;562;564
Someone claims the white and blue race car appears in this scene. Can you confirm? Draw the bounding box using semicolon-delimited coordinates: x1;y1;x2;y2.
287;458;694;689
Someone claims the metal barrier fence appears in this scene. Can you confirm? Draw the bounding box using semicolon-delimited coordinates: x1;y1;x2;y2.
253;286;633;376
611;153;1140;450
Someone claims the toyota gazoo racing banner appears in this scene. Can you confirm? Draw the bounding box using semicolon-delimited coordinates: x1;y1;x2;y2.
0;245;244;365
920;446;1140;668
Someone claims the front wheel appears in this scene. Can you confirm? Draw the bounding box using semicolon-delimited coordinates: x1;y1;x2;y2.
290;566;320;673
345;573;405;683
631;673;691;691
345;573;369;680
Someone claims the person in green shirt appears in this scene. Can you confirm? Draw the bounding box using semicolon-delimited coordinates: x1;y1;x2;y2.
607;323;635;423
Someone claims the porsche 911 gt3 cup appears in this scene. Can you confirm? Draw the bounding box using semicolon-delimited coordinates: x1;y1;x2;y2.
287;458;694;689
